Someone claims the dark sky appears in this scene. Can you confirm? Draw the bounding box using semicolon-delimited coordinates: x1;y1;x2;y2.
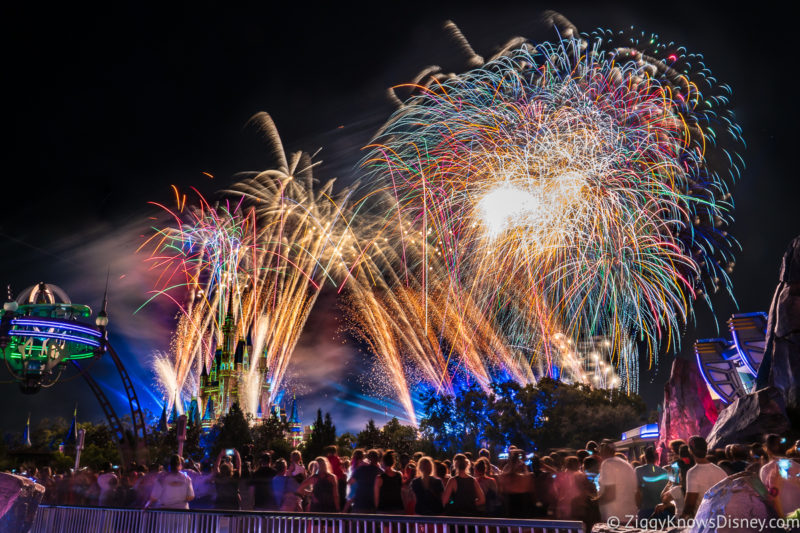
1;1;797;436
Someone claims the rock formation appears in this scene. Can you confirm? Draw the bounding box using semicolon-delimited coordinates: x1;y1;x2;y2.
760;234;800;410
706;386;790;449
0;473;44;533
707;235;800;448
657;357;719;463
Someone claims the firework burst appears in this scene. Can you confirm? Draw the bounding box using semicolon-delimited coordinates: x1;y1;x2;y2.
359;17;743;394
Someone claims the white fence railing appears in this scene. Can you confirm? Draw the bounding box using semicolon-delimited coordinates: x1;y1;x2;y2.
31;505;585;533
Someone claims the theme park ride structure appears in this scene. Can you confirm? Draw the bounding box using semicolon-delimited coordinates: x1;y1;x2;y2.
0;282;146;463
695;312;768;405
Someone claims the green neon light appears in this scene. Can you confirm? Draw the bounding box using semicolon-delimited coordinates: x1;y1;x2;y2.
6;352;95;360
5;342;95;361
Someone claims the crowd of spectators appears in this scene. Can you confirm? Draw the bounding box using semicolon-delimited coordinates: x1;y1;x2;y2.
11;434;800;528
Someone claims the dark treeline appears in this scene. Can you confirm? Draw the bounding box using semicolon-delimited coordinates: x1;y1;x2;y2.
1;378;651;471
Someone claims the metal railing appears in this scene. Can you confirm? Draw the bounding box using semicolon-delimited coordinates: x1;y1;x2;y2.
31;505;584;533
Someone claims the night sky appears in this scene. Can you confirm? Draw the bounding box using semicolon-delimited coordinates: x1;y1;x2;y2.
2;2;797;436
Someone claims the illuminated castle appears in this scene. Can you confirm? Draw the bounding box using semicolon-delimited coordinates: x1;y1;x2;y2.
197;299;272;428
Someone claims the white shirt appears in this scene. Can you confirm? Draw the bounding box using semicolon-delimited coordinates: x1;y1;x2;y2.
97;472;118;504
287;462;305;477
668;484;685;517
151;471;195;509
760;458;800;515
597;456;638;521
685;462;726;502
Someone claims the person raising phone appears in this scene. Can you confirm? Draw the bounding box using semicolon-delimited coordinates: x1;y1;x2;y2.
213;448;242;510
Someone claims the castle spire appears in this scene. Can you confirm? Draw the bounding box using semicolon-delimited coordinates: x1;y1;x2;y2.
290;394;299;424
157;402;168;432
222;289;236;358
168;397;179;426
23;412;31;447
61;403;78;447
187;396;200;427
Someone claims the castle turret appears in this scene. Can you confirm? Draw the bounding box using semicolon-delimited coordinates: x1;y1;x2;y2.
61;404;78;448
234;339;245;366
157;403;168;432
23;413;31;447
291;400;299;423
168;399;179;427
188;396;200;427
213;347;221;377
222;292;236;360
288;395;302;447
202;397;216;429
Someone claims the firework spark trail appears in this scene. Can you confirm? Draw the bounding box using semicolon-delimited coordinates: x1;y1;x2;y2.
229;125;359;410
338;212;447;423
343;281;418;426
359;20;742;394
340;204;544;423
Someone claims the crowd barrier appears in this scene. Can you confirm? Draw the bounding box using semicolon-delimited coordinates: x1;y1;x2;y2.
30;505;585;533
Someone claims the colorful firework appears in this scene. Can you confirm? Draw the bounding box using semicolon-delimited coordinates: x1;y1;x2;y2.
141;193;253;413
358;17;742;396
142;113;356;417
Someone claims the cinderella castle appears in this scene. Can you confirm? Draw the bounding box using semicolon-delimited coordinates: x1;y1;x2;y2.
159;299;304;446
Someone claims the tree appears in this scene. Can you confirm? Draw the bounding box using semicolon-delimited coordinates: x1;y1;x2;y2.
148;417;204;465
453;384;490;453
420;379;649;455
205;403;253;458
267;438;294;461
419;392;456;454
483;381;525;451
76;421;122;468
336;432;357;455
413;435;439;458
49;451;74;472
356;419;382;449
33;417;69;450
253;412;291;456
526;379;647;450
81;442;121;470
324;413;336;440
303;409;337;461
380;417;418;455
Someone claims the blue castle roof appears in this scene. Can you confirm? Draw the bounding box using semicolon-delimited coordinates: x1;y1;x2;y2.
289;395;300;424
202;397;216;421
157;403;168;432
